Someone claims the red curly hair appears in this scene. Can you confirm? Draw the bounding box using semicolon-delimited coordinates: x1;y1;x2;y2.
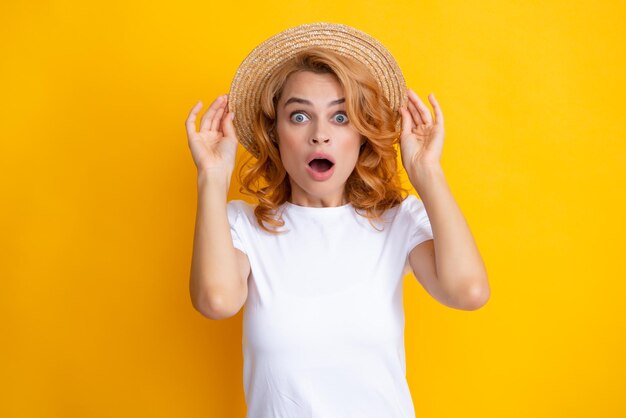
236;46;411;234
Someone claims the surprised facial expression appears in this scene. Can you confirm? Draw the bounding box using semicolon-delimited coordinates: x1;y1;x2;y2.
275;71;364;205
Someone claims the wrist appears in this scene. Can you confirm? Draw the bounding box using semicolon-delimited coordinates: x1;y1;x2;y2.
409;163;444;185
409;164;445;198
197;168;231;193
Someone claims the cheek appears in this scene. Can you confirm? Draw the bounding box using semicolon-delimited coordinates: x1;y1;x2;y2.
276;120;299;146
277;141;302;174
342;139;363;171
277;127;307;161
340;135;363;157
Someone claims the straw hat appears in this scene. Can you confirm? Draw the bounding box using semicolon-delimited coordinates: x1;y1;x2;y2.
228;22;407;158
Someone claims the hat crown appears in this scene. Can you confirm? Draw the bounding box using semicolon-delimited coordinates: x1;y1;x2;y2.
228;22;407;158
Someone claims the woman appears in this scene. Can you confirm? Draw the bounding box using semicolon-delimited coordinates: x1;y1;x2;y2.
186;22;489;418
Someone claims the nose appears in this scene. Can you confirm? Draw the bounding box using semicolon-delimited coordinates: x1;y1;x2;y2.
309;122;331;145
309;136;330;145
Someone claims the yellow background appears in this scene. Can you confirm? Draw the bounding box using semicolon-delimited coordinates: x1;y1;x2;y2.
2;0;624;417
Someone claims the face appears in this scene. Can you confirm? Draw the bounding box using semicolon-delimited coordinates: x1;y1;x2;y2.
275;71;364;207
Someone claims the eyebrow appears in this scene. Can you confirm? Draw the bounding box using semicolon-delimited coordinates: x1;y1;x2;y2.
283;97;345;108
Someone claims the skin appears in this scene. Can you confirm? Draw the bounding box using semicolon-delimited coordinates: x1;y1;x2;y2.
275;71;365;208
400;90;490;310
185;80;490;312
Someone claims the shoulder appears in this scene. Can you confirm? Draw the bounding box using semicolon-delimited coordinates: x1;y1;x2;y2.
381;194;425;218
387;194;430;233
227;199;257;223
400;194;427;217
359;195;423;227
227;198;255;212
401;193;422;208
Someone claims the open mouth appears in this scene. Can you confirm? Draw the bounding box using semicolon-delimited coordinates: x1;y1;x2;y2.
308;158;335;173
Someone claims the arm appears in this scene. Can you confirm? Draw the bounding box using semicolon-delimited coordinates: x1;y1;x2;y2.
189;171;250;320
408;165;489;310
185;96;250;320
399;89;489;310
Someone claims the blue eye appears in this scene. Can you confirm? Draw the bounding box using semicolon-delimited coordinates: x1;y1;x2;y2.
290;112;309;123
334;113;348;124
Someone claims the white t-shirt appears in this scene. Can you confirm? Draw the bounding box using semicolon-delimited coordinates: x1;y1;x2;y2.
226;194;434;418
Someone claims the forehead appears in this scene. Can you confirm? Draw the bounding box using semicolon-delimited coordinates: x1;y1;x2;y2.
280;71;344;101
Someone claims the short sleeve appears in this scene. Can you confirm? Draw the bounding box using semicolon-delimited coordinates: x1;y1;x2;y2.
405;194;434;251
226;200;248;255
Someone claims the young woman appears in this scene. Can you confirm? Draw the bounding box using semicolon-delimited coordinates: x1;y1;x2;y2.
185;23;489;418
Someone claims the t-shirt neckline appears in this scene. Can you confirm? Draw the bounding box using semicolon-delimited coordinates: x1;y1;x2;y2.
283;200;354;215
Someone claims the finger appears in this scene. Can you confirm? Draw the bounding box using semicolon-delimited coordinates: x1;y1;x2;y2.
400;106;413;135
199;97;220;131
211;96;231;132
429;93;444;125
222;109;236;139
407;98;423;126
199;95;225;132
212;96;230;132
185;100;203;133
201;95;226;131
409;89;433;124
211;105;226;132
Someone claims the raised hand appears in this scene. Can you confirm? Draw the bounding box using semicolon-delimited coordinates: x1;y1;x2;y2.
398;88;444;173
185;94;238;176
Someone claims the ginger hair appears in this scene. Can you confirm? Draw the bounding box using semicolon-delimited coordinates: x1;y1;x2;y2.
236;46;411;234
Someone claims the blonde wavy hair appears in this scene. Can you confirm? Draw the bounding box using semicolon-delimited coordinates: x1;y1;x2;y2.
236;46;411;234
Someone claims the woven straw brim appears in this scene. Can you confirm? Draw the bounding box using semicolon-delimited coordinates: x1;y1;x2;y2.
228;22;407;159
